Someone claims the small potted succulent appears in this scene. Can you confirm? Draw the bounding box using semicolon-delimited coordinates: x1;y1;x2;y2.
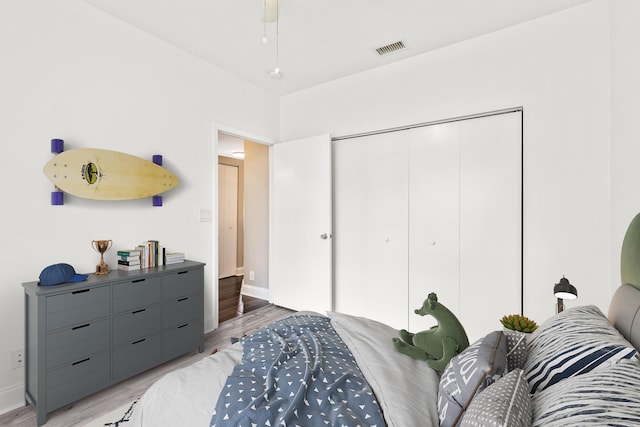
500;314;539;333
500;314;538;370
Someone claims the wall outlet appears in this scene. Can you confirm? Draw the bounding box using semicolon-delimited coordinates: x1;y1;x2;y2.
11;349;24;370
249;271;255;281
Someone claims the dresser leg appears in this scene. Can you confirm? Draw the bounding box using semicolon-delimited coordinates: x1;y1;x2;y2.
36;407;47;427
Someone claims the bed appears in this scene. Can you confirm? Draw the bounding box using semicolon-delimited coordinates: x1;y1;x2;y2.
129;284;640;427
129;220;640;426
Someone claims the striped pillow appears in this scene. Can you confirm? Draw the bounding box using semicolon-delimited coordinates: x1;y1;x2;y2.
524;305;638;393
532;358;640;426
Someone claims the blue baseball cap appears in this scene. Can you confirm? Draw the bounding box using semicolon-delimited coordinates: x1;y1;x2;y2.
39;263;88;286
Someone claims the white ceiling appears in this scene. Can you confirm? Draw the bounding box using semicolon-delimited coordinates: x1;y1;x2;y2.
83;0;593;96
218;133;245;158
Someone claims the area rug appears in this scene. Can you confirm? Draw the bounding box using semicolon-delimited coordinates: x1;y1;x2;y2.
82;400;138;427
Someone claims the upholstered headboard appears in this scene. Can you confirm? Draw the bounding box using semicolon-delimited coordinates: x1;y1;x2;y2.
610;212;640;350
609;284;640;350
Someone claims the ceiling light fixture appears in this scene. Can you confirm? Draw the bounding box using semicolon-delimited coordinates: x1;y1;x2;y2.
262;0;279;23
267;0;283;79
261;0;268;44
231;151;245;159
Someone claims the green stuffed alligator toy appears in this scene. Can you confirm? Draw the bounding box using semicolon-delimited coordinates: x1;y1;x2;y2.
392;292;469;371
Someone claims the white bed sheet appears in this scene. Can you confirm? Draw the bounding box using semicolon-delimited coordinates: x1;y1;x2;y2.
128;343;243;427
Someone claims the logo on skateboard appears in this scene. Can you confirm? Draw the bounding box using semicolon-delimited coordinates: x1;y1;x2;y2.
82;162;99;185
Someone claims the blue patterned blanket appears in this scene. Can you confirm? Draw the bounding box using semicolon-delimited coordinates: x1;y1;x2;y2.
210;315;386;427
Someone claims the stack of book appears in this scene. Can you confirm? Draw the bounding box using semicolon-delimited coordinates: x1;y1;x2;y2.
165;252;185;264
117;249;142;271
118;241;184;268
137;240;165;268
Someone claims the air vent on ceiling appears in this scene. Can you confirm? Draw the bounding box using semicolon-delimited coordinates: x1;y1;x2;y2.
375;40;406;56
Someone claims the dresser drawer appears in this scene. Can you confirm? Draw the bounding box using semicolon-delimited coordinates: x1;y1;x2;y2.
163;321;201;360
163;295;201;328
46;286;110;331
112;333;162;383
46;351;110;411
46;318;110;369
113;276;161;314
163;269;203;300
113;304;162;346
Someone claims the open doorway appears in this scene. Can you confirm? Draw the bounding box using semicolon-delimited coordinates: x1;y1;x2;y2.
217;132;270;323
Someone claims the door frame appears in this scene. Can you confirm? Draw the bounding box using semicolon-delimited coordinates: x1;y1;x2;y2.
212;124;276;330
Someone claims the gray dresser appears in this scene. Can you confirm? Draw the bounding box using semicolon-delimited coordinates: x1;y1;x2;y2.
22;260;205;426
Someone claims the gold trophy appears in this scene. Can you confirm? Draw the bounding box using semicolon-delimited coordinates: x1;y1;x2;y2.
92;239;113;275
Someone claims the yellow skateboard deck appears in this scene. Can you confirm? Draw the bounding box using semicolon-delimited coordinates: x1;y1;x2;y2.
43;148;179;201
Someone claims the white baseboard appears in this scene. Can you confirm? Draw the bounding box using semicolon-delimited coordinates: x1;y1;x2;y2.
235;267;244;276
0;382;24;416
240;283;269;300
204;312;216;334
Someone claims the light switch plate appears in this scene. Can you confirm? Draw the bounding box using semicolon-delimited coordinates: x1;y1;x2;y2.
199;209;212;222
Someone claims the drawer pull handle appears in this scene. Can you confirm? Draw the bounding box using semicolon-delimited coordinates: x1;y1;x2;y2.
72;323;90;330
72;357;90;366
132;308;146;314
72;289;90;295
177;297;188;302
177;323;189;329
132;338;146;345
132;278;146;283
177;271;188;275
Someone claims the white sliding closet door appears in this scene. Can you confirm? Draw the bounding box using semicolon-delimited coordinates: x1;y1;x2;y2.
457;113;521;342
408;112;522;342
408;124;460;332
333;111;522;341
271;134;333;313
334;133;409;329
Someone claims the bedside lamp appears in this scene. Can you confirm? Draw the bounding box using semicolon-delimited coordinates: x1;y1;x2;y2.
554;276;577;313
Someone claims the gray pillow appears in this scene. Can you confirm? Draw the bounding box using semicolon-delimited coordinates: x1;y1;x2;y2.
503;329;528;371
438;330;508;427
461;368;531;427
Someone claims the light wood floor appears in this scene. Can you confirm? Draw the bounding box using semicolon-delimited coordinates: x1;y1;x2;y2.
0;304;294;427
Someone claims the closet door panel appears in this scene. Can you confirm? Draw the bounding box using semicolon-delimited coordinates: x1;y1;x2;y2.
458;113;522;342
334;133;409;330
408;124;460;332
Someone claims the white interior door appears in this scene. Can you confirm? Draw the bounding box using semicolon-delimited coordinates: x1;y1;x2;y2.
271;134;332;313
218;164;238;279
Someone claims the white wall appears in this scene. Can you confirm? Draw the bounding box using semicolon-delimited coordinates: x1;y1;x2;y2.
610;1;640;294
282;1;611;328
5;0;639;418
243;141;270;295
0;0;278;413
